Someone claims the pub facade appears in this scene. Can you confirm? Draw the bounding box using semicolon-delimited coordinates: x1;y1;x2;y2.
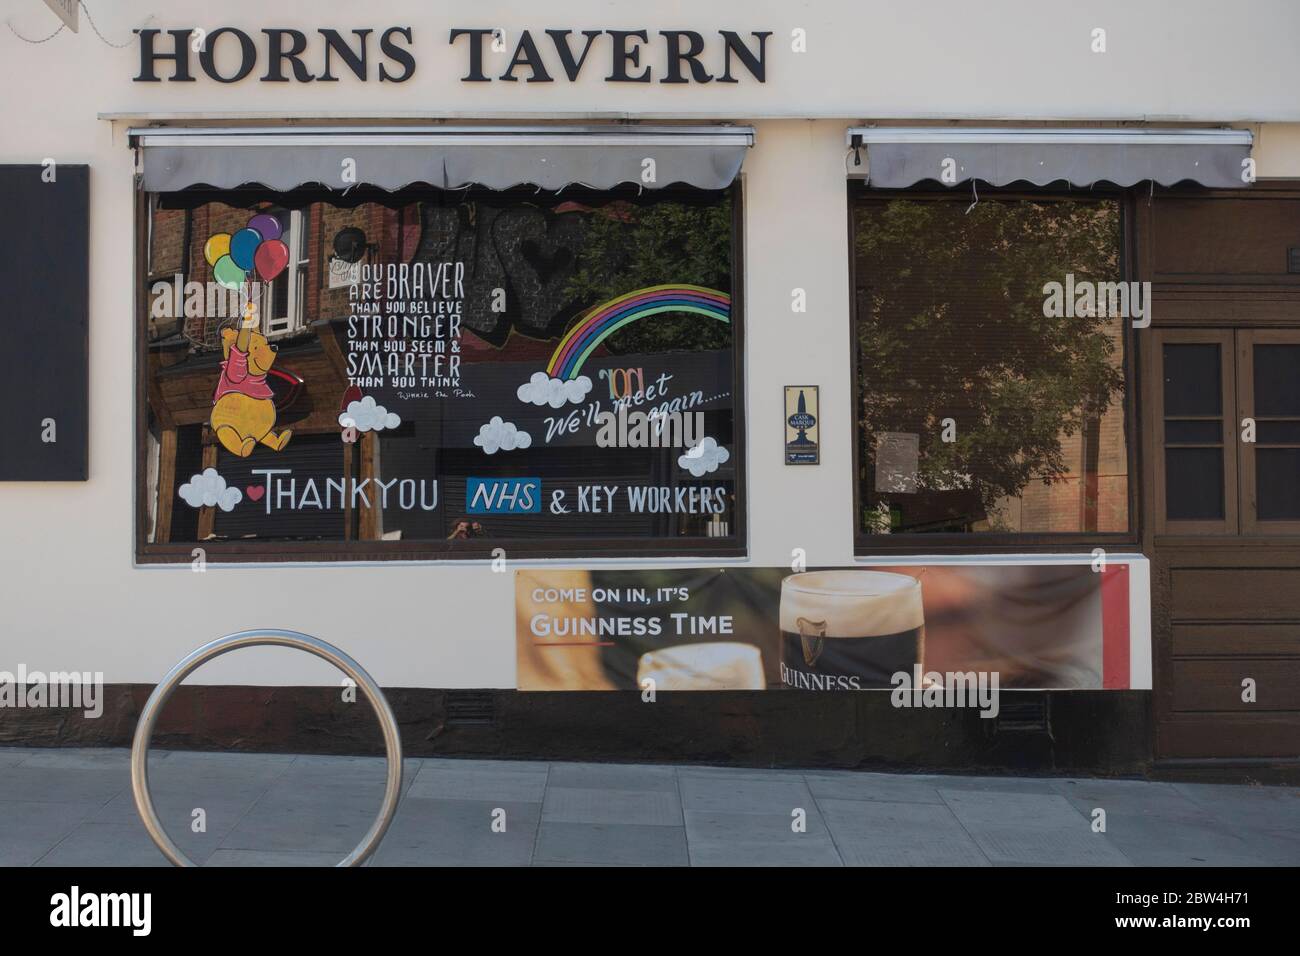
1;1;1298;779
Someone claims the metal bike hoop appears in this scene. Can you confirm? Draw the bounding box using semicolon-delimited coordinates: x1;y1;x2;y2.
130;629;403;867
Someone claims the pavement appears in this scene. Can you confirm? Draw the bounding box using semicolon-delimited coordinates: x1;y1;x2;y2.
0;746;1296;866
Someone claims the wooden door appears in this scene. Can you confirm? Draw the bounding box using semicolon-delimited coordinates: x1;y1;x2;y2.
1140;188;1300;765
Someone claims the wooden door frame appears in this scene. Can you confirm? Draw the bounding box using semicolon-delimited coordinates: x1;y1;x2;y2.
1145;329;1239;537
1237;328;1300;535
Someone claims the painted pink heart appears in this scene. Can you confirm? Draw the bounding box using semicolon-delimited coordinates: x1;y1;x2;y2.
245;485;265;502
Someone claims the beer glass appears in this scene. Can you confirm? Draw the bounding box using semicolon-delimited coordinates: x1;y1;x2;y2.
779;570;924;690
636;642;766;690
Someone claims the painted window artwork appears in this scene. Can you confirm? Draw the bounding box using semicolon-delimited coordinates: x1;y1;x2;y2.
140;185;742;559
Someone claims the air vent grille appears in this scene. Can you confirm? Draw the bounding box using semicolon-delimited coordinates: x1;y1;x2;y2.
445;690;496;726
994;695;1051;734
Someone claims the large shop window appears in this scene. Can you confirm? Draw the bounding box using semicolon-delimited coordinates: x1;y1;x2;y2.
139;183;744;561
850;191;1132;546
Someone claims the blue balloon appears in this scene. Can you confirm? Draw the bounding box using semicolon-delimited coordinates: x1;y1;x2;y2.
229;228;262;271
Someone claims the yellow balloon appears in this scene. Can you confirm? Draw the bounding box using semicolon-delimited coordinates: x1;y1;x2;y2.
204;233;232;268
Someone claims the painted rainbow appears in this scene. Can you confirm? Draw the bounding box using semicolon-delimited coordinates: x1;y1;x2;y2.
547;284;731;381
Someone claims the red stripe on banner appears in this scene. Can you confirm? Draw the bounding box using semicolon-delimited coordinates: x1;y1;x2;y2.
1101;563;1130;689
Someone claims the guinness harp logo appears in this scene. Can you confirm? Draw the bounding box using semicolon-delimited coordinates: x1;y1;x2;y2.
796;616;827;668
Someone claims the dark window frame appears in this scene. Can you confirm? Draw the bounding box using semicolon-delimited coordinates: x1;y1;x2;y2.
1239;329;1300;535
1148;329;1238;536
847;183;1142;555
1148;327;1300;537
134;181;749;564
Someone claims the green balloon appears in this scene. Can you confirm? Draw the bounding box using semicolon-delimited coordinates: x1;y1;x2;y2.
213;254;246;290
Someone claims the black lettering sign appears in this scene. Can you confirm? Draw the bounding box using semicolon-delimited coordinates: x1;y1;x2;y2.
134;27;768;84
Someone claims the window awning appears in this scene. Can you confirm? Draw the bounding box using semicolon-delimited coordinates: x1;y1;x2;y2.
129;125;755;192
845;127;1253;189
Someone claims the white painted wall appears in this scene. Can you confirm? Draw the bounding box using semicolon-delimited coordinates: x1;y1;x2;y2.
5;1;1300;121
0;1;1289;687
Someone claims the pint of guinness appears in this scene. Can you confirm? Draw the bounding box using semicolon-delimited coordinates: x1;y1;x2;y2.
637;642;766;691
779;570;924;690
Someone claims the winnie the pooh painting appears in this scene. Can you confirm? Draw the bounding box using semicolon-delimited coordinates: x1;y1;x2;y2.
211;320;293;457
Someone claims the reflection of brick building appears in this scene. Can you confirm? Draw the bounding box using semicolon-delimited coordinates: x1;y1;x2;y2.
148;200;415;349
991;322;1130;533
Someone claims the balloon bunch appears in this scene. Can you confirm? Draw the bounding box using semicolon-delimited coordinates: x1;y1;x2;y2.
204;213;291;290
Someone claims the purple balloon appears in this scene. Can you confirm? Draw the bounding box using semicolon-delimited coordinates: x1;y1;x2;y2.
247;213;283;242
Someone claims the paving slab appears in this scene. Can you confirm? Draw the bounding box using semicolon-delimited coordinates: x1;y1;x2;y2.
835;836;990;867
546;762;677;792
818;797;989;867
912;774;1065;795
534;822;689;866
1051;778;1274;865
157;750;299;772
9;747;132;770
0;748;1295;867
91;789;261;835
0;765;127;806
543;786;682;826
408;765;548;802
685;805;831;841
0;750;30;770
684;803;840;866
206;848;346;867
92;766;282;821
1052;777;1196;808
1095;815;1265;866
275;755;423;788
419;758;551;773
0;800;100;866
689;837;843;866
33;822;174;868
1242;827;1300;866
674;764;811;780
679;772;814;814
372;798;541;867
805;772;946;805
939;790;1131;866
218;786;386;855
1173;782;1300;833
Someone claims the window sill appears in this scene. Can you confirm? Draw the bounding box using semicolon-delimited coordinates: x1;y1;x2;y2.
854;533;1138;557
137;539;749;566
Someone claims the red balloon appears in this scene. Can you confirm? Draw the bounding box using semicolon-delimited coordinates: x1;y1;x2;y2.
254;239;290;282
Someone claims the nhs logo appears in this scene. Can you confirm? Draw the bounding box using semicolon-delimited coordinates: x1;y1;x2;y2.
466;477;542;514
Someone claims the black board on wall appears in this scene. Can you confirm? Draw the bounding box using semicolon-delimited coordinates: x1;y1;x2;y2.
0;165;88;480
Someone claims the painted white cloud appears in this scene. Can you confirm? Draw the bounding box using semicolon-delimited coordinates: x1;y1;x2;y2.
339;395;401;432
517;372;593;409
474;416;533;455
678;436;731;477
178;468;242;512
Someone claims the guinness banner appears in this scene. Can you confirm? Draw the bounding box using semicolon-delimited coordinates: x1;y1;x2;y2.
516;562;1146;692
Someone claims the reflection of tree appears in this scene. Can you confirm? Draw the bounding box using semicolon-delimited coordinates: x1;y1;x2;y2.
855;198;1123;519
564;198;733;354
